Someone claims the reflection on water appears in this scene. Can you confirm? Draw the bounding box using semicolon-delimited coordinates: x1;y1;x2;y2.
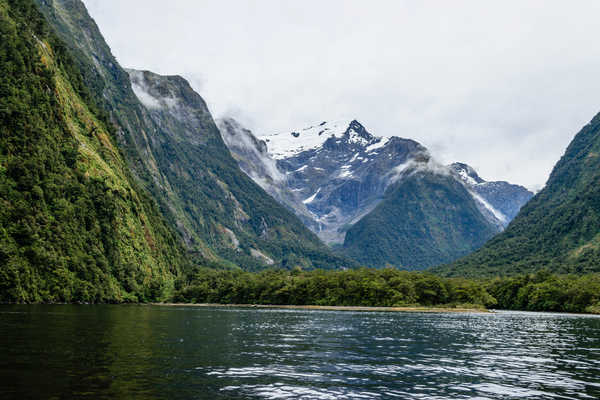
0;305;599;399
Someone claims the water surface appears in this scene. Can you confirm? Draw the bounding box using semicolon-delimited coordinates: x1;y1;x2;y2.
1;305;599;399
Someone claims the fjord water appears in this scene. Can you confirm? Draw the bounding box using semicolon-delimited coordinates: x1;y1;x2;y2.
1;306;599;399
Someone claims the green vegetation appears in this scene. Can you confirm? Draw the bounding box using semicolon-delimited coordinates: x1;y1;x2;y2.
0;0;189;303
436;111;600;277
174;268;495;307
344;172;499;269
174;268;600;313
3;0;597;310
486;271;600;313
174;267;496;308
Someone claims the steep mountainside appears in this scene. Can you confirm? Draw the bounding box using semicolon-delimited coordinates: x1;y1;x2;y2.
127;69;351;269
0;0;189;302
218;118;318;231
34;0;354;270
343;164;500;269
222;118;532;268
436;112;600;276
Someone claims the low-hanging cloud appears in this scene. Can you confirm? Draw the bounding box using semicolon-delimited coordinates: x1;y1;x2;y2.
83;0;600;190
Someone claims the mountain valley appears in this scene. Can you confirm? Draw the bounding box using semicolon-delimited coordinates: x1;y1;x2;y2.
222;118;533;268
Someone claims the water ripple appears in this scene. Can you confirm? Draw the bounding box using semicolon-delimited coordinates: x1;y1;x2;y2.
199;310;600;399
2;305;599;399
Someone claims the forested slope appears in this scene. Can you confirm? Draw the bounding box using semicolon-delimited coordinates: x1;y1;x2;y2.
0;0;189;302
344;171;499;269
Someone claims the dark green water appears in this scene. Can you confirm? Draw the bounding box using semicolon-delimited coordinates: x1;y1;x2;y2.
1;305;599;399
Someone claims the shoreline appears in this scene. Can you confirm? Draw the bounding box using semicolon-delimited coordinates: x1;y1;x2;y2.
153;303;490;313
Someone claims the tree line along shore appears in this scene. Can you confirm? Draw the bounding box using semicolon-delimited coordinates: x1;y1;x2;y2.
173;268;600;314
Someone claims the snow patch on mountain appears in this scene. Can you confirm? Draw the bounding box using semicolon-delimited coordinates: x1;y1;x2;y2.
260;121;343;159
449;162;534;226
458;169;479;186
303;188;321;204
366;138;390;152
470;191;508;225
337;164;354;179
451;163;484;185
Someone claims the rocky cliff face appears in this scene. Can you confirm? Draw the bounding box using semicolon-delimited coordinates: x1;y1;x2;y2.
217;118;318;231
125;68;354;270
34;0;354;271
224;119;531;239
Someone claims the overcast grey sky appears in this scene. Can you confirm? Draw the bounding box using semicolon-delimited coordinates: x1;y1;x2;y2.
83;0;600;190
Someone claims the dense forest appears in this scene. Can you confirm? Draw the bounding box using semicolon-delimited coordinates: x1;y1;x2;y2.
174;268;600;314
0;0;189;303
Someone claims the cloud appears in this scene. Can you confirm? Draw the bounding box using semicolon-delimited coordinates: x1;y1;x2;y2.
82;0;600;189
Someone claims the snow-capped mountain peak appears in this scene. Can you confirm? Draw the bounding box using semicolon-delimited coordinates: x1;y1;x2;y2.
221;118;533;245
260;120;381;160
253;119;429;243
343;120;375;144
